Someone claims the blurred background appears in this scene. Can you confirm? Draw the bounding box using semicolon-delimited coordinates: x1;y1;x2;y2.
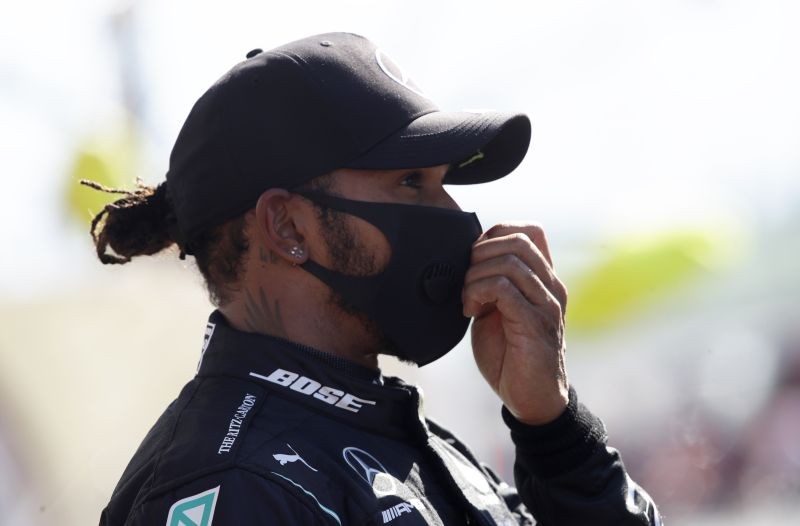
1;0;799;524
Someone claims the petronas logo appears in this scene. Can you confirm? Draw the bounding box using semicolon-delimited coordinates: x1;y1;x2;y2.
166;486;219;526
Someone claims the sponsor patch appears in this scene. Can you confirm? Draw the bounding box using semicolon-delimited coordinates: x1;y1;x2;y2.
273;443;318;472
250;368;376;413
374;49;427;98
342;446;396;496
217;394;257;454
166;486;219;526
381;499;426;524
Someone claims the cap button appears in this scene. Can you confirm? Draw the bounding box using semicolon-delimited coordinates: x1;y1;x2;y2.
246;48;263;59
319;41;333;47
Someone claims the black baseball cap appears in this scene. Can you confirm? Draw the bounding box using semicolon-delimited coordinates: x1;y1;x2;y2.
166;32;532;252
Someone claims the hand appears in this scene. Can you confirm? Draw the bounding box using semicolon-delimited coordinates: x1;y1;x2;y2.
463;223;569;425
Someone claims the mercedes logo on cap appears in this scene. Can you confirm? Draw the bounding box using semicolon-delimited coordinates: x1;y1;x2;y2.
375;49;427;98
342;446;396;495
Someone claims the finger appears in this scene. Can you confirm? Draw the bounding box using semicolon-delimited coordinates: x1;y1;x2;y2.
481;223;554;268
471;234;567;309
464;254;560;314
463;274;562;323
462;275;527;321
472;233;550;276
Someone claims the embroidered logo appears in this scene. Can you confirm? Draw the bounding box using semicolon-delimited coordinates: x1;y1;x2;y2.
273;443;318;472
375;49;427;98
250;368;376;413
381;499;426;524
166;486;219;526
217;394;257;454
342;446;396;496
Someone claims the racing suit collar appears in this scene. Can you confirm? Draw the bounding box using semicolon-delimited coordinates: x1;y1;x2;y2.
196;310;430;443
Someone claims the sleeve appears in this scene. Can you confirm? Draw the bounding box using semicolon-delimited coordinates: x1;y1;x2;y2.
123;468;338;526
501;387;663;526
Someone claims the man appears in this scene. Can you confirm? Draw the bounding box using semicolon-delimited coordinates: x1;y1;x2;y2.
90;33;662;525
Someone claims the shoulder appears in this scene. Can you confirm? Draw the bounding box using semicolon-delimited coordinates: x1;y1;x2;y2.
116;467;338;526
105;374;369;525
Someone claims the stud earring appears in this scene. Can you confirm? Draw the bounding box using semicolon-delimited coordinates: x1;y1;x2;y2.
289;246;304;259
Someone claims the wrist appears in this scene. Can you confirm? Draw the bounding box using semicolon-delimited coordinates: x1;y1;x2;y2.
502;386;608;478
507;384;570;425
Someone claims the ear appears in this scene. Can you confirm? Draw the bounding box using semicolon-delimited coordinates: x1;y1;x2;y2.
254;189;309;265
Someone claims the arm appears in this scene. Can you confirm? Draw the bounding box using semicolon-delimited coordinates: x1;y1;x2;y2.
503;387;662;525
463;223;662;525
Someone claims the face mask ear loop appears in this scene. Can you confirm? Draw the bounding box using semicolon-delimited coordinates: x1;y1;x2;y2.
291;190;399;302
300;258;384;307
291;189;402;247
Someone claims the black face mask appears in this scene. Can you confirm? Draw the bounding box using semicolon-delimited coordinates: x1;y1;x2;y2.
293;190;482;366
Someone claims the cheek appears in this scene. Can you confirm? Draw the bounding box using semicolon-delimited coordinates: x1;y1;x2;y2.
313;210;391;276
348;216;392;271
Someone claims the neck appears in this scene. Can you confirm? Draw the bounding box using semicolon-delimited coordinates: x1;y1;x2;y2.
219;277;381;369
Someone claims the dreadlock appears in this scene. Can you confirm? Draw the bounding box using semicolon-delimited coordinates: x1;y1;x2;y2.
81;178;175;264
80;178;249;306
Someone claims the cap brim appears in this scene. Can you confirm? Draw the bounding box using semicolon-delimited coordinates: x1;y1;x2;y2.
344;111;532;184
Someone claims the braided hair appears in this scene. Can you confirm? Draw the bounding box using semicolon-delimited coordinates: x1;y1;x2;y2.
80;179;249;306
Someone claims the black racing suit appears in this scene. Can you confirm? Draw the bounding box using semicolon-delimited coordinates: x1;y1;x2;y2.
100;311;662;525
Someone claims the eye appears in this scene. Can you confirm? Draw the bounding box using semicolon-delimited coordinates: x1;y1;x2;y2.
399;171;423;189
